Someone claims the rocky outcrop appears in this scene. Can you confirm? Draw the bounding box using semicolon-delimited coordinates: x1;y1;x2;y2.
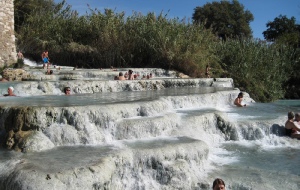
0;0;16;67
2;68;30;81
0;137;210;190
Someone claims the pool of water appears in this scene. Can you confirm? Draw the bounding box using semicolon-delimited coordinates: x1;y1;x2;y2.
208;141;300;190
0;86;233;107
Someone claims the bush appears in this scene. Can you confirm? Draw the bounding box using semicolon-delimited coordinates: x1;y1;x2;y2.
217;38;295;102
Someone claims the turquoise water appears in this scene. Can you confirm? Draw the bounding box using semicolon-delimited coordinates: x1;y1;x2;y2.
208;142;300;190
227;100;300;120
207;100;300;190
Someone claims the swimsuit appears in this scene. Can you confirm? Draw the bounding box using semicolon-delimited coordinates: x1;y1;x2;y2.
43;57;48;63
286;128;296;136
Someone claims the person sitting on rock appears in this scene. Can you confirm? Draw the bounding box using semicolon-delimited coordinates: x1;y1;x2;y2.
118;72;126;80
46;69;53;75
294;112;300;125
0;77;8;82
234;92;246;107
124;72;128;79
3;86;16;96
128;70;134;80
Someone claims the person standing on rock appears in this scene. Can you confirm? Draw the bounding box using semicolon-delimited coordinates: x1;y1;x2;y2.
205;64;211;78
41;50;50;69
17;51;24;60
234;92;246;107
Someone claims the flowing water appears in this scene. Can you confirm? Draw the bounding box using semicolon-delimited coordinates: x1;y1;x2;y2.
0;61;299;190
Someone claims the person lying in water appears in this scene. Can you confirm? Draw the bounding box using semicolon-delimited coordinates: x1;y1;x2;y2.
3;86;16;96
285;111;300;139
234;92;246;107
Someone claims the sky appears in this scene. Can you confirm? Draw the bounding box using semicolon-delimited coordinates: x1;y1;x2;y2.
58;0;300;39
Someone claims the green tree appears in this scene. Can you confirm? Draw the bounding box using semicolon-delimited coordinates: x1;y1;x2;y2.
263;15;300;48
192;0;253;40
15;0;80;59
14;0;55;33
217;38;295;102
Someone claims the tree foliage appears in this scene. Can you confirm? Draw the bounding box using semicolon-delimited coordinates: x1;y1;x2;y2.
263;15;300;48
14;0;76;52
14;0;220;76
13;0;300;101
192;0;253;40
217;38;296;102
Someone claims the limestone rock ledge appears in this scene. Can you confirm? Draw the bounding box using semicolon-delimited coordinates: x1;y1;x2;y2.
0;137;210;190
12;78;234;96
0;89;255;153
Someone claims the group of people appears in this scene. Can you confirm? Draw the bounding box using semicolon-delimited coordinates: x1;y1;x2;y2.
285;111;300;139
234;93;300;139
114;70;153;80
1;86;70;96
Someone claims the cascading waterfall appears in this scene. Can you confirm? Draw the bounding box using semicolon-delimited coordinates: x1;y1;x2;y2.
0;61;299;190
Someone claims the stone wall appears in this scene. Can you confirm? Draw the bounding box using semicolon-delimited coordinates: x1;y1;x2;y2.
0;0;16;67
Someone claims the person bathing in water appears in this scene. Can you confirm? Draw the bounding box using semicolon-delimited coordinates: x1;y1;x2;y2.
294;113;300;125
234;92;246;107
64;87;71;95
3;87;16;96
285;111;300;139
212;178;226;190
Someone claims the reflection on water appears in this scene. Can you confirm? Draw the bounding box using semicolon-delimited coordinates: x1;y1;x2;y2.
0;87;232;107
273;99;300;107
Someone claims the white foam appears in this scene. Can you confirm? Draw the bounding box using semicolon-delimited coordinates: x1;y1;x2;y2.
224;136;300;151
24;58;40;67
209;146;239;166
